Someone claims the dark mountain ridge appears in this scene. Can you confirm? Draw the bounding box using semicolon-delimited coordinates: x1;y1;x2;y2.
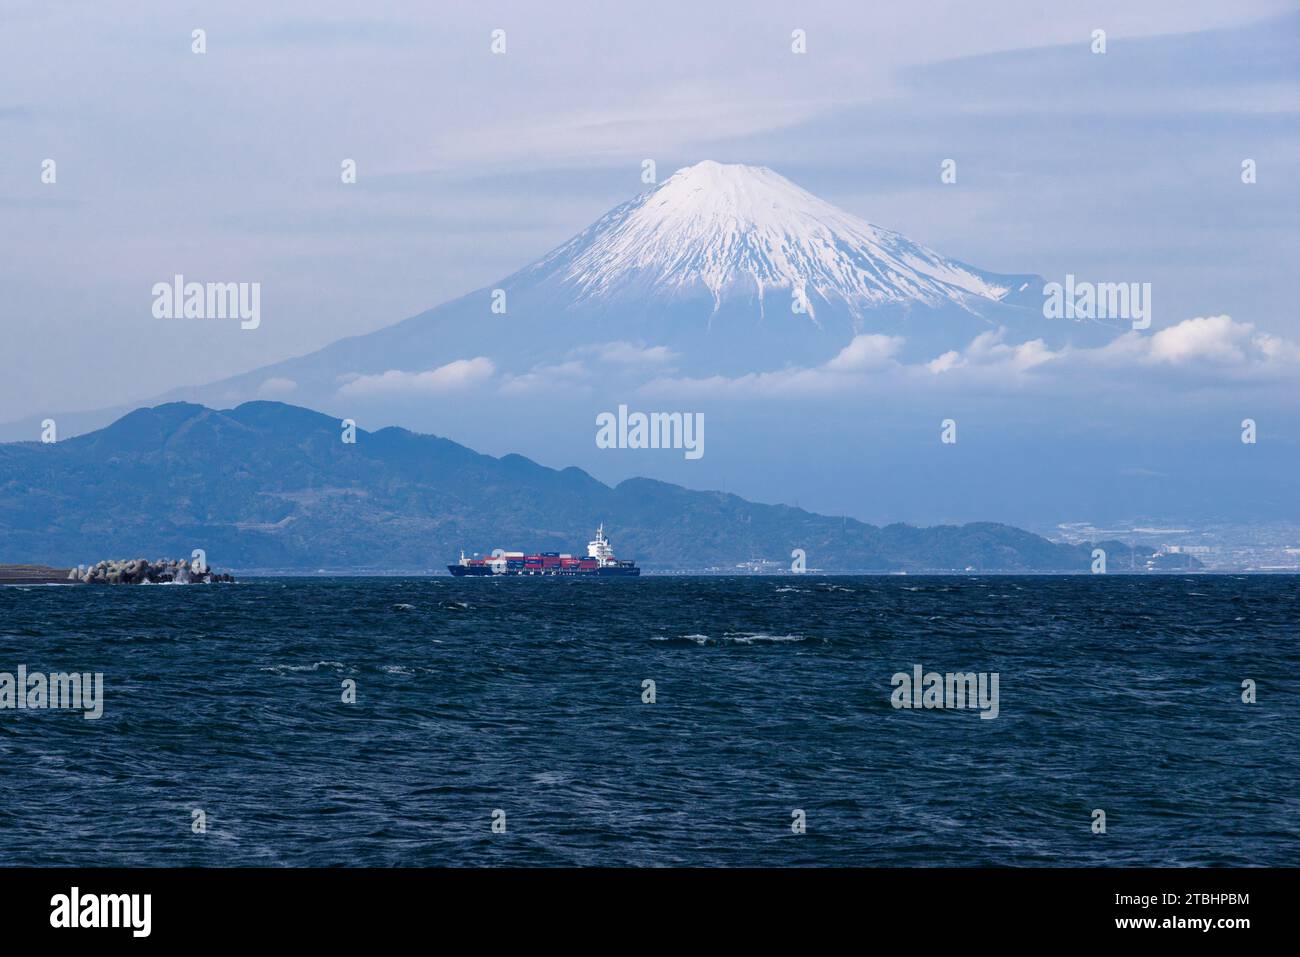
0;401;1152;573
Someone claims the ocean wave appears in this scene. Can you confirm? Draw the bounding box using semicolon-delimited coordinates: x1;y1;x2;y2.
258;660;348;675
653;632;815;646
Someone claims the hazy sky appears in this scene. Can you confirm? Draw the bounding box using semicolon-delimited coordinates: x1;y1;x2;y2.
1;0;1297;421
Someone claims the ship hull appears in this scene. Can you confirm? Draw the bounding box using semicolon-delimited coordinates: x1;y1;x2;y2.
449;525;639;577
447;565;640;577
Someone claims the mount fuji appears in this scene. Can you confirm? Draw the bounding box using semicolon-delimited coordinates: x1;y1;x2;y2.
8;161;1287;530
6;162;1118;452
161;161;1077;409
516;160;1039;323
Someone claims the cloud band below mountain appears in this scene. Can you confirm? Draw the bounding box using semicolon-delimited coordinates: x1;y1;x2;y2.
638;315;1300;397
336;357;495;397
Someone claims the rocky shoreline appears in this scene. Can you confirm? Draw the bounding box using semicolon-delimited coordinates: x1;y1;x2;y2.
0;560;233;585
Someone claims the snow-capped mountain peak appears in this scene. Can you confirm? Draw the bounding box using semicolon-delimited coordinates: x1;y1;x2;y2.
523;160;1030;317
90;161;1051;439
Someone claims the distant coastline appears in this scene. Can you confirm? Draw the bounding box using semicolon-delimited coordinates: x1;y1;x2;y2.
0;401;1212;575
0;564;71;585
7;565;1256;581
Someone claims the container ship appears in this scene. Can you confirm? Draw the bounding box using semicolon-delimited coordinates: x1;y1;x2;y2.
448;525;640;577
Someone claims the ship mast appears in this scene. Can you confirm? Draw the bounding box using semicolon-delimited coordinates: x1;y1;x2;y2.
587;524;615;565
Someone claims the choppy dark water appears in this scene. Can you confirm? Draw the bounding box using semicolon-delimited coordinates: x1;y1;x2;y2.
0;576;1296;866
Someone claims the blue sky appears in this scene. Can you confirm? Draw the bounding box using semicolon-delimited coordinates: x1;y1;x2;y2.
2;0;1297;424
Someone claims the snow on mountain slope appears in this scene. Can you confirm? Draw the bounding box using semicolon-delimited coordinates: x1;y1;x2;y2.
515;161;1035;321
0;160;1058;441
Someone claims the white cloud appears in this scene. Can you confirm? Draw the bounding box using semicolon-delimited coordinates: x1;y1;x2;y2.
581;342;679;366
1145;315;1298;366
641;333;904;397
336;357;494;397
824;334;904;371
926;350;965;374
641;315;1300;398
256;376;298;397
960;329;1062;372
1075;315;1300;375
500;360;590;394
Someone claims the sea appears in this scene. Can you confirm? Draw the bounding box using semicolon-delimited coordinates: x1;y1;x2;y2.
1;576;1296;866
